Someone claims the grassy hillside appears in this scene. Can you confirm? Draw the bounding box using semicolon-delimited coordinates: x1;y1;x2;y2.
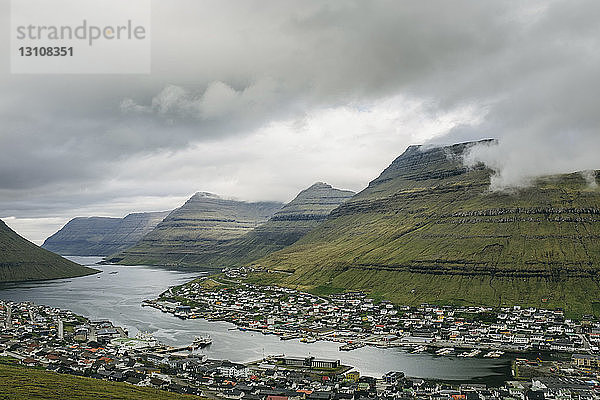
111;185;353;269
0;362;203;400
138;182;355;268
42;212;169;256
248;140;600;315
0;219;98;282
111;193;283;267
219;183;354;263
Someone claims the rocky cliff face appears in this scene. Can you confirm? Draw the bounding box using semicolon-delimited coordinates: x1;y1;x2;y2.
200;182;356;266
111;184;354;268
251;140;600;315
110;193;284;266
0;219;98;282
238;182;355;245
42;211;169;256
270;182;356;222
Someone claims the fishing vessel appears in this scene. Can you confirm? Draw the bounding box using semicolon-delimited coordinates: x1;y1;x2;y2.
339;342;365;351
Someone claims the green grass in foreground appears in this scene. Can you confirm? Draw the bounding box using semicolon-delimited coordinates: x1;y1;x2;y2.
0;362;203;400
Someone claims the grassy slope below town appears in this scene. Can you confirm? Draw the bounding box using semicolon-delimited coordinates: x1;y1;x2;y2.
0;362;204;400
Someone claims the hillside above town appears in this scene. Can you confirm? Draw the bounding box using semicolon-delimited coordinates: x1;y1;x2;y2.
246;140;600;315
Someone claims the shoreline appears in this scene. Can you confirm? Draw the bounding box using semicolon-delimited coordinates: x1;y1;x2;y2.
151;275;592;360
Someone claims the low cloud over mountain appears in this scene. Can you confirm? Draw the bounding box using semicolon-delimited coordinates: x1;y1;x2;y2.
1;0;599;241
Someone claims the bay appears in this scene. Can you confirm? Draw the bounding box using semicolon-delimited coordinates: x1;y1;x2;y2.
0;256;510;383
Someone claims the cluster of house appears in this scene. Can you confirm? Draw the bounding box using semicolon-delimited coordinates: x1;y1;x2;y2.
4;300;600;398
159;278;598;358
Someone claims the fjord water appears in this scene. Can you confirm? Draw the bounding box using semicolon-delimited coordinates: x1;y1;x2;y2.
0;256;509;382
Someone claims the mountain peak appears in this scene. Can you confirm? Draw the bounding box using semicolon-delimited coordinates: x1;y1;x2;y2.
364;139;496;196
192;192;222;199
272;182;355;221
396;138;497;160
308;182;332;189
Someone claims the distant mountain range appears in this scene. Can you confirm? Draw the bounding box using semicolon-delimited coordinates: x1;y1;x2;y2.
108;182;354;267
106;193;284;266
0;219;98;282
42;211;170;256
205;182;355;266
34;139;600;314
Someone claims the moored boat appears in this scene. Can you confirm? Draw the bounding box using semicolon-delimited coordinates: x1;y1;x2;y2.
190;335;212;349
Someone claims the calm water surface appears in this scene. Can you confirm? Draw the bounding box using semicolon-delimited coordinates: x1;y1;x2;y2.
0;256;510;382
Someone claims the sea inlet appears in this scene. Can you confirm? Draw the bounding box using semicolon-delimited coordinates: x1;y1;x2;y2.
0;256;510;383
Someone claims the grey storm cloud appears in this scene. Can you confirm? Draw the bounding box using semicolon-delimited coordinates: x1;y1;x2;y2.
1;0;600;241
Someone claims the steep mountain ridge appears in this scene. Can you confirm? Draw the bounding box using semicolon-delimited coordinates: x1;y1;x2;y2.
168;182;356;267
0;219;98;282
249;140;600;314
110;193;284;266
111;184;354;268
42;211;169;256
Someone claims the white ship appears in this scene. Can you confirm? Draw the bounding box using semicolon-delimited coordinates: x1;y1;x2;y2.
190;335;212;349
411;345;427;353
435;347;454;356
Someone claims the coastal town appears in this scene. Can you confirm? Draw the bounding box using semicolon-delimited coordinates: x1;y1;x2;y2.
3;295;600;399
152;267;599;358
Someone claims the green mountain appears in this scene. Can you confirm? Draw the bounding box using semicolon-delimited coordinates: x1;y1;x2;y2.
109;193;284;267
248;140;600;315
42;211;170;256
0;219;98;282
142;182;355;268
218;182;355;264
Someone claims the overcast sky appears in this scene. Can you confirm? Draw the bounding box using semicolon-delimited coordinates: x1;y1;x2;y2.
1;0;600;244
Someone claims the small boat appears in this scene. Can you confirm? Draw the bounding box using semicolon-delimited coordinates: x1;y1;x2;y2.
109;271;119;275
339;342;365;351
411;345;427;353
484;350;504;358
190;335;212;349
469;349;482;357
300;337;317;344
435;347;454;356
458;349;481;358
